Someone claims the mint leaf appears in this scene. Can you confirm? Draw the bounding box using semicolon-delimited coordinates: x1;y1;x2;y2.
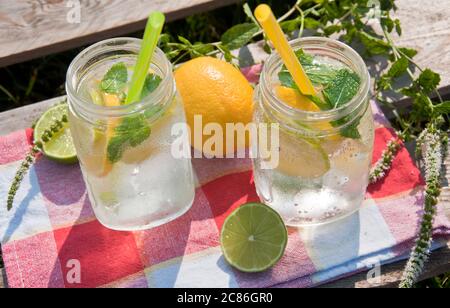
387;57;408;78
221;23;258;50
107;116;151;163
281;17;302;33
359;32;390;55
398;47;417;59
418;69;441;94
140;74;162;100
279;71;298;90
331;112;363;140
278;49;339;90
340;118;362;139
100;62;128;94
434;101;450;115
323;69;361;108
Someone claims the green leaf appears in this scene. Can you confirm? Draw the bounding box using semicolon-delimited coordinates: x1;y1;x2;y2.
281;18;302;33
398;47;418;59
340;120;362;139
191;43;214;57
178;36;192;47
418;69;441;93
303;17;321;30
278;49;339;88
323;69;361;108
140;74;162;100
100;62;128;94
107;115;151;163
400;85;418;98
434;101;450;115
381;17;394;33
394;19;402;36
323;25;341;36
243;3;259;26
221;23;258;50
279;71;298;90
359;32;390;55
380;0;395;11
377;75;392;91
387;57;408;78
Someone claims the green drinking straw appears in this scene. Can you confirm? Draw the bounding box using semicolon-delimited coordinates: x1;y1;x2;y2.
125;12;166;105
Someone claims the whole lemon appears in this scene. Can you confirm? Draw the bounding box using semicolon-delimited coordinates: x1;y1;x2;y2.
174;57;254;156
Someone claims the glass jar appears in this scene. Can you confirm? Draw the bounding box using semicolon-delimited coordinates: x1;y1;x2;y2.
66;38;195;231
252;37;374;226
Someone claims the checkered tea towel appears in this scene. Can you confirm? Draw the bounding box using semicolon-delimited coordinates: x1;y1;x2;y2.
0;65;449;288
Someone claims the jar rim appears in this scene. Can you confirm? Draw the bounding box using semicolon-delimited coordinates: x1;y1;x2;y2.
66;37;174;119
259;37;370;123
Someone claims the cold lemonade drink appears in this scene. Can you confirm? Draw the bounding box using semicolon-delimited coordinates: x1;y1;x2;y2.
253;37;374;226
66;38;195;231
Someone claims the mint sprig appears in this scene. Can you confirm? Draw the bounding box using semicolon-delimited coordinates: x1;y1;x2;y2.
278;49;362;139
97;61;163;163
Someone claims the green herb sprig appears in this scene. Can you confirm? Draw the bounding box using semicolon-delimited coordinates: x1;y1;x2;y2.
7;102;68;211
399;123;447;288
98;62;163;163
369;134;404;184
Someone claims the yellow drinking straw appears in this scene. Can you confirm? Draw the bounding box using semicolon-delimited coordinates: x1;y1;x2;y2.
255;4;316;96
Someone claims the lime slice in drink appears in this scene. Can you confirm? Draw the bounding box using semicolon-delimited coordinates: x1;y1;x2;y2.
34;104;78;164
276;132;330;178
220;203;288;273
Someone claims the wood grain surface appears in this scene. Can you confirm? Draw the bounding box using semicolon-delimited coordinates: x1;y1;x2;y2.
0;0;240;67
391;0;450;92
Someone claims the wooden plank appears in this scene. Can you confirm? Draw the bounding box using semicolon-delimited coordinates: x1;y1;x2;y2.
0;268;5;288
0;0;240;67
0;96;63;135
322;242;450;288
391;0;450;91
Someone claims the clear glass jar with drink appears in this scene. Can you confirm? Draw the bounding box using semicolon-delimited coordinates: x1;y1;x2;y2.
252;37;374;226
66;38;195;231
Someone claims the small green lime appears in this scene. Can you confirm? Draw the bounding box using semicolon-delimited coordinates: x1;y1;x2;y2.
33;104;78;164
220;203;288;273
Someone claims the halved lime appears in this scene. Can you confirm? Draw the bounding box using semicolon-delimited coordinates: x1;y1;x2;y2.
34;104;78;164
220;203;288;273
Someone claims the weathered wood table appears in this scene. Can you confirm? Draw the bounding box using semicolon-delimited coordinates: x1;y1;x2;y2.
0;0;241;67
0;0;449;288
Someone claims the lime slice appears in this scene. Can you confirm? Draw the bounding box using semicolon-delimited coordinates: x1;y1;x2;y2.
220;203;288;273
34;104;78;164
276;132;330;178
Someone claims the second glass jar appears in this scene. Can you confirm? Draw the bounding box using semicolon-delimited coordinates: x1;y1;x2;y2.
252;37;374;226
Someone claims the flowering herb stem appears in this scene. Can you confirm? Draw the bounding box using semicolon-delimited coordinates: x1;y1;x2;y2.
399;124;447;288
369;135;404;184
6;108;68;211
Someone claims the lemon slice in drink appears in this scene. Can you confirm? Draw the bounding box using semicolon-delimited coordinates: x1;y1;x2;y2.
34;104;78;164
220;203;288;273
274;130;330;178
